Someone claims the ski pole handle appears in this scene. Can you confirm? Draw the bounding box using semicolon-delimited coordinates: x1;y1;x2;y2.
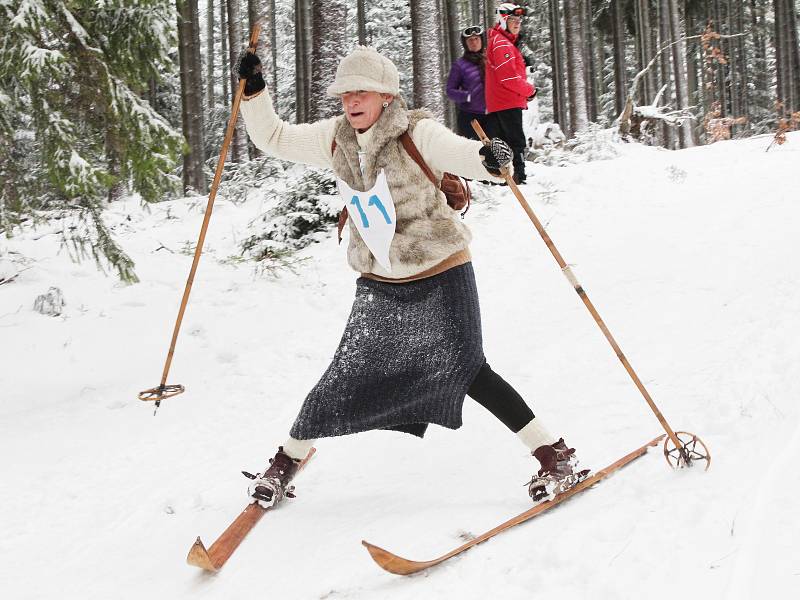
472;120;512;179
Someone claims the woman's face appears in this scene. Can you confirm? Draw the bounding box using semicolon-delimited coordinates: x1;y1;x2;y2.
466;35;482;52
341;91;394;131
507;16;522;35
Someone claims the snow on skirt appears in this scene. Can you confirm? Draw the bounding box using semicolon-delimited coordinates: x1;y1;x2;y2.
290;262;486;439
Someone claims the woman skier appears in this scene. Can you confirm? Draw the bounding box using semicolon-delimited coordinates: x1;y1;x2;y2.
446;25;490;140
235;45;589;507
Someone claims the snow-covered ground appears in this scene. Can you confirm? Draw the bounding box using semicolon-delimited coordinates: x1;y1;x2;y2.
2;133;798;599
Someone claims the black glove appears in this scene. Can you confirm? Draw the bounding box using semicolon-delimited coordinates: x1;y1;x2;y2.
479;138;513;176
236;50;266;96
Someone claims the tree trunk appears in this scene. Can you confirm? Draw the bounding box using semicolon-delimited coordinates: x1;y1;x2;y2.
712;0;727;116
247;0;257;31
226;0;248;161
410;0;446;121
685;1;700;143
584;0;598;122
564;0;588;133
356;0;367;45
749;0;767;112
668;0;694;146
470;0;481;26
549;0;568;134
267;0;277;98
309;0;347;121
786;0;800;112
773;0;784;112
726;0;742;125
443;0;460;129
735;0;748;124
177;0;207;193
220;0;228;105
295;0;311;123
658;0;674;147
610;0;627;117
444;0;460;66
637;0;655;105
247;0;265;158
206;0;214;110
485;0;495;34
633;0;645;101
596;27;608;113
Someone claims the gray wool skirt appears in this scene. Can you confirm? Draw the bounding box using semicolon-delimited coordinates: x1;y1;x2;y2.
290;262;486;439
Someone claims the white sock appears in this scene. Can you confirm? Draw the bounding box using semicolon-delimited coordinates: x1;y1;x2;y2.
281;437;316;461
516;418;558;452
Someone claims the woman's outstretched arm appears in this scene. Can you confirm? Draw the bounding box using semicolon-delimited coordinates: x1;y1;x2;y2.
411;118;504;182
239;89;337;169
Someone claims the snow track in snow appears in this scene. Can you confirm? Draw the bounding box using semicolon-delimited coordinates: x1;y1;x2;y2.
1;133;799;599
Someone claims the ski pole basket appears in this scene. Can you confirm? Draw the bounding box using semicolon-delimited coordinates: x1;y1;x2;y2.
664;431;711;470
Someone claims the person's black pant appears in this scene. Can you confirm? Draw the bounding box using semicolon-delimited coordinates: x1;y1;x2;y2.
467;361;534;433
486;108;527;181
456;109;490;141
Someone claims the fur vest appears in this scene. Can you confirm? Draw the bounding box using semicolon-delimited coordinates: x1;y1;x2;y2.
331;100;472;279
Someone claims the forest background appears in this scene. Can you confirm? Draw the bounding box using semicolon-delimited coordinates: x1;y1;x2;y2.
2;0;799;283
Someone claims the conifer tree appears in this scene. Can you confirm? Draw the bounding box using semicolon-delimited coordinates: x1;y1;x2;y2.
368;0;414;102
410;0;446;120
309;0;347;121
0;0;184;282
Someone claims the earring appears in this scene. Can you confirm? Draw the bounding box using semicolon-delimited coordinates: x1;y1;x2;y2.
382;101;389;108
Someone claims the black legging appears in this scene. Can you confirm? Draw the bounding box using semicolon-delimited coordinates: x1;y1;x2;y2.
456;109;490;141
467;362;534;433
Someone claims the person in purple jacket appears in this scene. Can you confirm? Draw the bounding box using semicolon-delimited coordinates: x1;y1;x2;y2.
446;25;490;140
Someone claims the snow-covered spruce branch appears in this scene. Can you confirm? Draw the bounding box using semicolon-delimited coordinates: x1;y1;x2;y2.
59;201;139;284
50;3;183;202
618;32;748;136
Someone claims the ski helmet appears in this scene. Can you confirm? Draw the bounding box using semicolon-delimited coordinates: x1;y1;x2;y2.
496;3;526;30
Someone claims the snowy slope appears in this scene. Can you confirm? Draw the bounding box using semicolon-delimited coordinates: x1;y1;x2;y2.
1;133;798;600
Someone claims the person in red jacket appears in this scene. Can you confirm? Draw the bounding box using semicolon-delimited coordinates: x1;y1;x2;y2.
485;3;535;184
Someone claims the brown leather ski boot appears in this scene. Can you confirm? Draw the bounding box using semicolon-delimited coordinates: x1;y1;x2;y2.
527;438;590;503
244;447;301;508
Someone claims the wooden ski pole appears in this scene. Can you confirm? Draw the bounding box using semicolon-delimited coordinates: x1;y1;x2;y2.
139;24;263;412
471;119;709;469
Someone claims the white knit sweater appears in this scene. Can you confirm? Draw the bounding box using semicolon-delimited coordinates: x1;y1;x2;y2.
239;91;495;182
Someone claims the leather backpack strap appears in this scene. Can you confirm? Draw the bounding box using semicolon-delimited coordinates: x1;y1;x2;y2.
400;132;439;188
331;137;349;245
337;206;348;245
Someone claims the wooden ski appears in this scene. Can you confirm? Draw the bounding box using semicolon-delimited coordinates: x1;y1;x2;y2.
362;435;665;575
187;448;316;572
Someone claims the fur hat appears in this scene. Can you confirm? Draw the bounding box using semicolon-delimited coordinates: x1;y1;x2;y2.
326;46;400;97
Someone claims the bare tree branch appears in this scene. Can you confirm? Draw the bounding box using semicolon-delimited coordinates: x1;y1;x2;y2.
618;32;748;137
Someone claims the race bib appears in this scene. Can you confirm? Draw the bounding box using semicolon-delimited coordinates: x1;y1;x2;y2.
337;170;396;272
